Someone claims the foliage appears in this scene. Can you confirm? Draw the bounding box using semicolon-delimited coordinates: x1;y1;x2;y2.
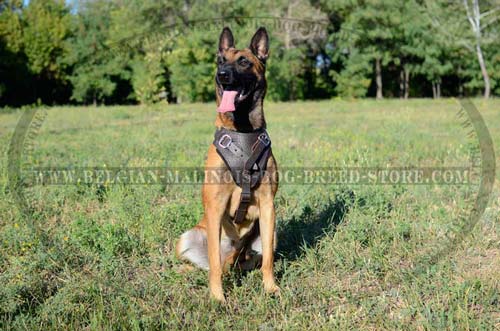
1;0;500;106
329;48;372;98
323;0;406;97
64;0;126;105
166;30;216;103
131;50;166;105
22;0;71;79
107;0;180;104
0;0;24;101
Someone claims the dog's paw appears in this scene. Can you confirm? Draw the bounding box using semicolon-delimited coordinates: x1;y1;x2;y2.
263;282;281;296
210;289;226;303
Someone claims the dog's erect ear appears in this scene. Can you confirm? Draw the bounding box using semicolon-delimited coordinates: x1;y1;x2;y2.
249;27;269;62
219;27;234;52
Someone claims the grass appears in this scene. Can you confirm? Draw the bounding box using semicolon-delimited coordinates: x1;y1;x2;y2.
0;99;499;330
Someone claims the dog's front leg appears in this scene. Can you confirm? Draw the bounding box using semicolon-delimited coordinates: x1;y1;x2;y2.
259;193;280;295
206;203;226;302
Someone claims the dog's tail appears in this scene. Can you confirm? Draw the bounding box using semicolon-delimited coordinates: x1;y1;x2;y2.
176;226;210;270
176;225;237;270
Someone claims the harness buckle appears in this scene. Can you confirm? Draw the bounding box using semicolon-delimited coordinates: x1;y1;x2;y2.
240;190;251;202
258;133;270;146
218;134;232;149
241;169;252;182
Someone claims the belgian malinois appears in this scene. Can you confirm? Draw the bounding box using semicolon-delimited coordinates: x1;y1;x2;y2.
176;27;279;302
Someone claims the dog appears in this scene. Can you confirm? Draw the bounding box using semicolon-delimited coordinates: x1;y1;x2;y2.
176;27;279;302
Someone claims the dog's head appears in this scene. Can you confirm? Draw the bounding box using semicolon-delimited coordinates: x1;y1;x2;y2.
215;27;269;113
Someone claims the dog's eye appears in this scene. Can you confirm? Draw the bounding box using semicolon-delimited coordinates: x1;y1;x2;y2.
238;57;250;66
217;56;226;65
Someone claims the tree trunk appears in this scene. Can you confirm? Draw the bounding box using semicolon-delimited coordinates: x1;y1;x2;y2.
432;82;437;99
463;0;491;99
475;43;490;98
404;67;410;99
399;69;404;99
375;58;383;99
457;65;462;97
437;81;441;98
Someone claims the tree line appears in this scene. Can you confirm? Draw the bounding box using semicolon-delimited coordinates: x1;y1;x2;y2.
0;0;499;107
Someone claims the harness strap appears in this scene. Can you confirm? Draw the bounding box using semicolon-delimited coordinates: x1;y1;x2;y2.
234;134;270;224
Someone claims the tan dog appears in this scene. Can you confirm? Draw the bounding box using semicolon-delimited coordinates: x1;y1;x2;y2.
176;27;279;302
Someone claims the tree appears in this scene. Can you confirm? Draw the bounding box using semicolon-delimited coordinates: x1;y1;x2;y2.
329;49;372;98
397;0;425;99
266;0;327;100
322;0;406;99
0;0;27;105
166;30;214;103
22;0;71;80
425;0;499;98
20;0;72;103
108;0;180;104
0;0;23;53
401;1;453;99
131;42;167;105
65;0;126;105
462;0;495;98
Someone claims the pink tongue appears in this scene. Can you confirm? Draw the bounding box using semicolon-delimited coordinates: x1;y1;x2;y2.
217;91;238;113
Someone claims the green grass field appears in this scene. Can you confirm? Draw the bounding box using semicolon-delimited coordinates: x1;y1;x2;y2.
0;99;499;330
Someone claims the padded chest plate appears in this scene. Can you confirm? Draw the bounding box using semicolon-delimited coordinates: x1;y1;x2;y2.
213;128;271;188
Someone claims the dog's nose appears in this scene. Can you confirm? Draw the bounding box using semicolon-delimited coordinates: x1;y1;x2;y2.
217;70;232;84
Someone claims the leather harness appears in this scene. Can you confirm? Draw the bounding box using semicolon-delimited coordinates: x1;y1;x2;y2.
213;128;272;224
